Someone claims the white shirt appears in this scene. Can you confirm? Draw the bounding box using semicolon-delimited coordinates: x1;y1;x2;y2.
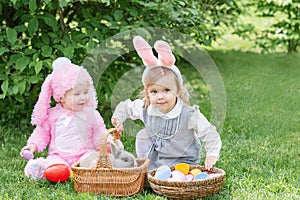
112;98;222;157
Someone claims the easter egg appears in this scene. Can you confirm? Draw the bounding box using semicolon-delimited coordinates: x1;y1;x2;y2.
174;163;190;175
185;174;194;181
194;172;209;181
167;177;183;182
171;170;187;181
208;173;222;179
189;168;202;176
21;150;34;161
44;163;70;182
70;171;74;179
154;165;171;180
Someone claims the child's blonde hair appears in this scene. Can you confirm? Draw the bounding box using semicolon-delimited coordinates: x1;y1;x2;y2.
140;67;190;109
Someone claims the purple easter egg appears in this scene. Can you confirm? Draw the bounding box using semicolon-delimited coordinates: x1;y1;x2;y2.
22;150;34;160
155;165;171;180
194;172;209;181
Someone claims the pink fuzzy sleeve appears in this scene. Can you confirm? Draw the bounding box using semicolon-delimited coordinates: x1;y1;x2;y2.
91;110;107;148
97;111;107;134
27;122;51;152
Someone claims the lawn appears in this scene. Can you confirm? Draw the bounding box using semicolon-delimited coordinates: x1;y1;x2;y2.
0;50;299;199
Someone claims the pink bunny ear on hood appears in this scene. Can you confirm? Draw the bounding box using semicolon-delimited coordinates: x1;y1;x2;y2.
31;74;53;126
133;36;158;67
154;40;176;67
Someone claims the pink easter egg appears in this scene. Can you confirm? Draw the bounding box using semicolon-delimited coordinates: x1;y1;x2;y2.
185;174;194;181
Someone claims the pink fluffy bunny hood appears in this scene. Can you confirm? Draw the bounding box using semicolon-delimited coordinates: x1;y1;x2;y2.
31;57;98;126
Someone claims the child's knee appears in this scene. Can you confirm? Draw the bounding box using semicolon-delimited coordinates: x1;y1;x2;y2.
24;158;47;179
136;129;152;146
136;128;149;139
136;129;153;158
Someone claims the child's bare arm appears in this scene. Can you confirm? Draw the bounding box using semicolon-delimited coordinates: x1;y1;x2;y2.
205;155;219;170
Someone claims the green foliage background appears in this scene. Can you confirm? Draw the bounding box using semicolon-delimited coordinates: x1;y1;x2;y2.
233;0;300;53
0;0;239;126
1;0;299;125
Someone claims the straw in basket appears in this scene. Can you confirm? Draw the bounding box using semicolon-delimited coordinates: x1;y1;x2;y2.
148;165;225;199
71;128;150;197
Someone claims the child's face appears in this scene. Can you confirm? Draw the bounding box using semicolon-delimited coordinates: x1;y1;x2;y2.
147;74;178;114
61;82;90;112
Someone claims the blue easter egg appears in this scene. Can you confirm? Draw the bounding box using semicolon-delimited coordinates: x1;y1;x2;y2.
155;165;171;180
194;172;209;180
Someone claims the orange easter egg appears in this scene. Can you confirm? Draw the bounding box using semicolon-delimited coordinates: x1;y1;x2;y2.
174;163;190;175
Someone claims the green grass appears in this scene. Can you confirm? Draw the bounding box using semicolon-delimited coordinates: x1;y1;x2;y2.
1;51;299;199
211;2;287;53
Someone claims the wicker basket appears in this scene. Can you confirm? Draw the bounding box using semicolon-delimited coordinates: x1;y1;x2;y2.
148;165;225;199
71;128;150;197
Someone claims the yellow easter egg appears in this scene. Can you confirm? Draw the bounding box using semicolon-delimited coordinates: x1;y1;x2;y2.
174;163;190;175
70;171;74;178
189;168;202;176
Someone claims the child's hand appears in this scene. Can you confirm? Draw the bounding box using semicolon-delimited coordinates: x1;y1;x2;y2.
20;143;37;156
204;156;218;170
111;118;123;135
20;143;37;159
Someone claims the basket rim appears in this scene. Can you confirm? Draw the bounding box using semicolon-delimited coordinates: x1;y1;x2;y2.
147;165;226;187
72;158;150;172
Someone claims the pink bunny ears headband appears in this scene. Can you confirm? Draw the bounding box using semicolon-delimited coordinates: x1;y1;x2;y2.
31;57;98;126
132;36;183;86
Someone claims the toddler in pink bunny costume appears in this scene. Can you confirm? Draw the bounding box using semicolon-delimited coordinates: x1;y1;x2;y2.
20;57;107;181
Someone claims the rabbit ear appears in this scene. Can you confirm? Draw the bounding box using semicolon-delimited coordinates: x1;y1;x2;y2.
31;74;53;126
115;140;124;150
110;142;117;155
110;142;122;157
154;40;176;67
133;36;158;67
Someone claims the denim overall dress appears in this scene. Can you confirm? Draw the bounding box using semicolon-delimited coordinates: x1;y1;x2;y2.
144;105;201;169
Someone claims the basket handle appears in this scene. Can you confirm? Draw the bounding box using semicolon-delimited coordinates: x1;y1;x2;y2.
96;128;121;169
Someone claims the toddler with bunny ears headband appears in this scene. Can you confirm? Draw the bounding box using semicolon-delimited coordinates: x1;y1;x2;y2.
112;36;222;170
20;57;108;181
